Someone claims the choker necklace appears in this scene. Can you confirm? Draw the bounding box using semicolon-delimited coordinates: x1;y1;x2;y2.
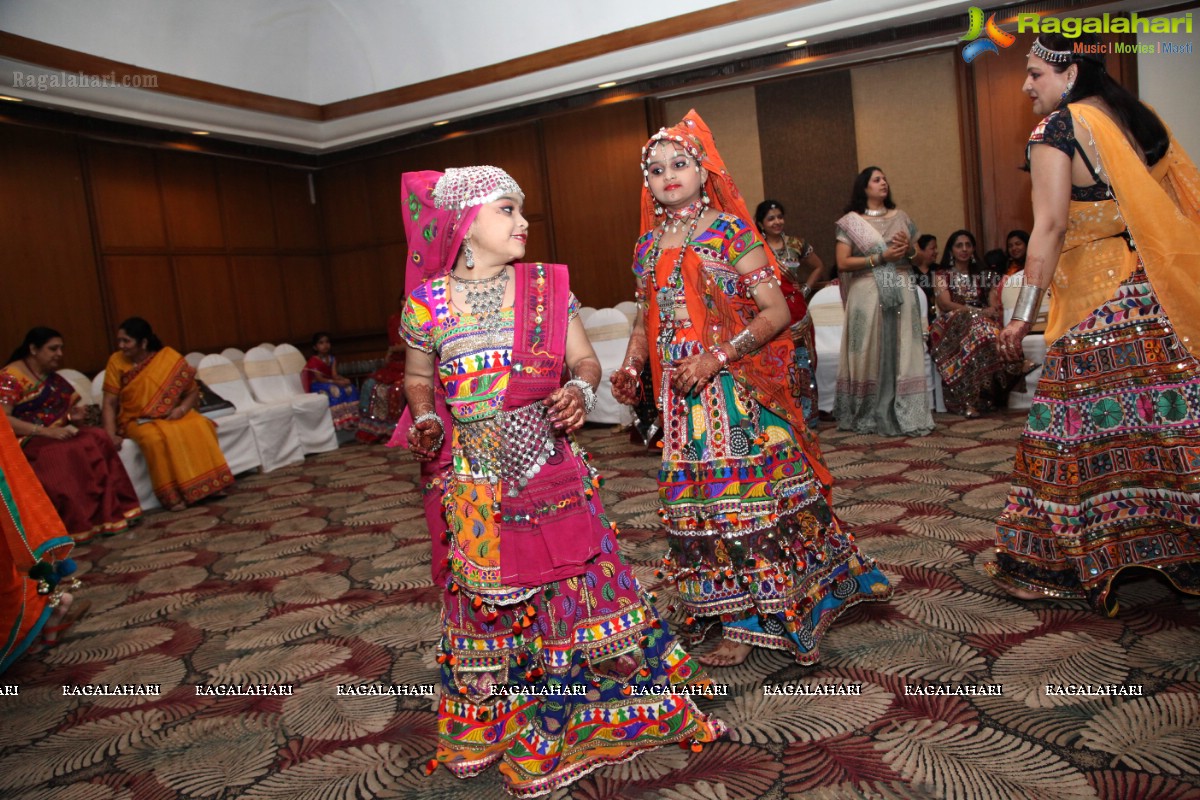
863;207;888;217
452;268;510;335
662;199;707;234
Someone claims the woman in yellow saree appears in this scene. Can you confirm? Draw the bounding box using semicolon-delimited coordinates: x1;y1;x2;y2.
102;317;233;510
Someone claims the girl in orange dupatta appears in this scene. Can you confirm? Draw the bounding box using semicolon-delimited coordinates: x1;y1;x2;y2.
1;412;81;673
990;33;1200;615
612;111;892;667
102;318;233;511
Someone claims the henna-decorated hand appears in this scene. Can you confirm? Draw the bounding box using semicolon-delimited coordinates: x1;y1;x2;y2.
407;419;443;462
997;319;1031;361
544;385;587;433
671;352;722;396
610;368;641;405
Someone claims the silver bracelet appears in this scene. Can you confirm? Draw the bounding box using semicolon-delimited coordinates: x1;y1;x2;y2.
413;412;443;430
730;328;758;360
564;378;597;415
1011;286;1046;323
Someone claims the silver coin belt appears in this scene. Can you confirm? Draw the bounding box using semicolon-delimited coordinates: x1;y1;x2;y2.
457;402;556;497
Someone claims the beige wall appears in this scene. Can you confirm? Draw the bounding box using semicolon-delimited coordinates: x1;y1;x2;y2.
851;52;965;250
664;87;764;210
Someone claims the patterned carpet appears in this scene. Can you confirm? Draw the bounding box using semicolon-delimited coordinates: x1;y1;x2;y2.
2;412;1199;800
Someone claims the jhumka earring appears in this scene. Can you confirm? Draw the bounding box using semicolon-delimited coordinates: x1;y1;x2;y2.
654;203;664;216
464;239;475;269
1061;80;1074;99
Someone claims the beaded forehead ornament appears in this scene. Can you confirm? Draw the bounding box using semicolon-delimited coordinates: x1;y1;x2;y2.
1028;38;1073;64
433;165;522;211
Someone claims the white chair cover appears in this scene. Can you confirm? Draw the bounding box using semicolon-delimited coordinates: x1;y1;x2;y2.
91;372;159;511
916;289;946;413
809;286;844;414
57;368;93;405
246;345;337;455
583;309;633;425
256;343;276;353
576;307;597;325
1001;271;1049;410
197;354;304;472
184;351;205;368
614;300;638;325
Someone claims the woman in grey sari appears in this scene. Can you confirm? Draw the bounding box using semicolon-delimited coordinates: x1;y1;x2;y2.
833;167;934;436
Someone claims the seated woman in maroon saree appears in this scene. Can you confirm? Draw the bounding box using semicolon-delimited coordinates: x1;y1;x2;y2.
1;328;141;542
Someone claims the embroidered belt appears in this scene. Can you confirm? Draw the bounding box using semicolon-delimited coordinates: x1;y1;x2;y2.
458;402;556;497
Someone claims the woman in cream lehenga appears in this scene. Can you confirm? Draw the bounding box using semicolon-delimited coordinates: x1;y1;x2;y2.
102;317;233;511
988;32;1200;615
833;167;933;436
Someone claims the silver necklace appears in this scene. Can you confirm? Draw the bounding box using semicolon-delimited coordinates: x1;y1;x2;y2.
453;268;509;334
863;207;888;217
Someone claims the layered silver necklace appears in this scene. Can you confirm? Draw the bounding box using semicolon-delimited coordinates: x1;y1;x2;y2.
453;268;510;335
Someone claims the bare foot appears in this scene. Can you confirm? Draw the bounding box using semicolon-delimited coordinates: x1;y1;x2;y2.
42;594;90;646
696;639;752;667
168;502;187;512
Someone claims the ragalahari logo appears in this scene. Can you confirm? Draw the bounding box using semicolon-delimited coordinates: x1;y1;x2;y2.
961;7;1017;62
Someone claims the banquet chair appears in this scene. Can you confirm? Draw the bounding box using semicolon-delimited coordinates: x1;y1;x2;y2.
808;286;844;414
184;351;205;368
58;368;93;406
1001;271;1051;410
916;289;946;413
576;306;598;325
220;347;246;375
91;372;160;511
614;300;638;326
197;354;304;472
583;308;633;425
246;344;337;454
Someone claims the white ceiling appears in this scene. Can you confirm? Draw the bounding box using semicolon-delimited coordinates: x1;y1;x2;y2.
0;0;1179;152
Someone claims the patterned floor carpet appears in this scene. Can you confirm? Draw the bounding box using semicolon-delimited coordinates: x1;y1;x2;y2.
1;412;1198;800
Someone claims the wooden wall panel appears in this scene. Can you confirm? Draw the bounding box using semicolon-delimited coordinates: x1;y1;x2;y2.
219;162;276;249
104;255;181;347
377;243;409;316
542;101;648;308
474;123;547;218
0;126;111;372
318;162;373;249
271;168;321;250
230;255;289;345
364;152;406;245
174;255;235;350
158;151;225;248
279;255;332;342
328;249;384;333
756;71;859;270
86;142;167;249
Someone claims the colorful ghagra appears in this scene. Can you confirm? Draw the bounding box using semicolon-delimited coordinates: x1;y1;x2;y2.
357;312;406;443
988;104;1200;615
928;270;1024;414
634;213;893;663
401;265;723;797
303;355;360;432
0;413;74;674
0;366;140;542
104;347;233;508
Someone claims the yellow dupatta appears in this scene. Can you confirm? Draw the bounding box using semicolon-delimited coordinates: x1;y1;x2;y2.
1066;104;1200;358
104;347;194;433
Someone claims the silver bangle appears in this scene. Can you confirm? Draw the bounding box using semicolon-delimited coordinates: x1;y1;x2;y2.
413;412;443;430
1011;286;1046;323
730;328;758;359
564;378;597;415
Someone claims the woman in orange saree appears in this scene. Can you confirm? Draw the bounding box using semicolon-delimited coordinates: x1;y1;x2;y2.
102;317;233;511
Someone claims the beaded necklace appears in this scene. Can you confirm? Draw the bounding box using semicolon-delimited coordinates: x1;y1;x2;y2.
648;214;702;348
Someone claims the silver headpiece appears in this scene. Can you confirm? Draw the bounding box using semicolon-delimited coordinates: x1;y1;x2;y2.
433;166;522;211
1029;38;1073;65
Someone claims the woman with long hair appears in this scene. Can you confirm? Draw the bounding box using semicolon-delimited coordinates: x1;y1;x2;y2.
988;32;1200;614
754;199;828;422
1004;229;1030;276
929;230;1029;418
1;327;140;541
833;167;933;436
